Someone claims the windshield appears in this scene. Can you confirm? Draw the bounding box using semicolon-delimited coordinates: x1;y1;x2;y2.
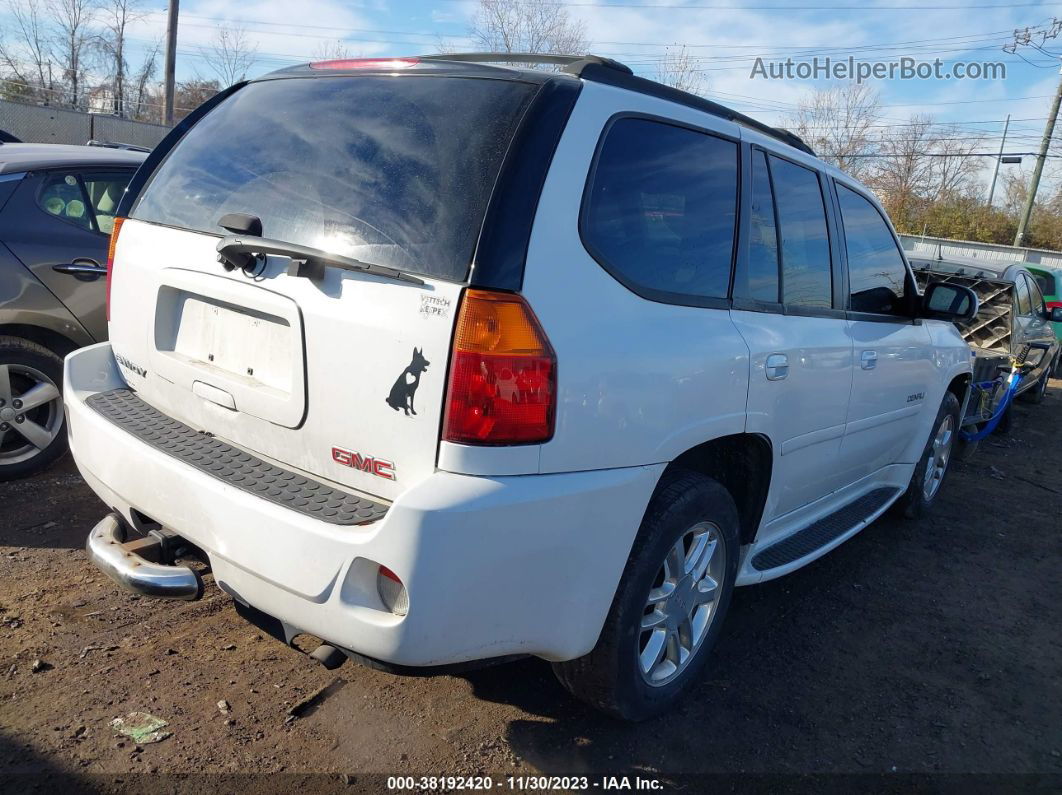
131;75;537;282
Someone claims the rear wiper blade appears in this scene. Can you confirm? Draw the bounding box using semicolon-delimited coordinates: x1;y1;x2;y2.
216;235;425;286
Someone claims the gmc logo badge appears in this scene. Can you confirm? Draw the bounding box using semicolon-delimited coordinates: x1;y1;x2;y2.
331;446;396;481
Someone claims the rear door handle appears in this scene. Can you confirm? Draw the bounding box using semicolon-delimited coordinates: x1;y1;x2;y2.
53;259;105;281
765;353;789;380
861;350;878;370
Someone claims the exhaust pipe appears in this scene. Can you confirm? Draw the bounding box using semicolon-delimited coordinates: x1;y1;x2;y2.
86;513;203;601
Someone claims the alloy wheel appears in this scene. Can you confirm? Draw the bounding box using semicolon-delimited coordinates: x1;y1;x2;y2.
0;364;63;466
637;521;727;687
922;414;954;501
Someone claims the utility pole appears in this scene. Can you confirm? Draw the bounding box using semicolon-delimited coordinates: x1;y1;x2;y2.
1015;73;1062;247
1005;20;1062;247
163;0;179;126
986;113;1010;207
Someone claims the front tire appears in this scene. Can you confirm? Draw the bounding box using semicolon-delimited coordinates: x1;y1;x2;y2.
1021;366;1050;405
552;469;739;721
0;336;67;482
895;391;960;520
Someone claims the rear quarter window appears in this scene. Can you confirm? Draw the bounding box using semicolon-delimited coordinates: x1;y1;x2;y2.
131;75;537;282
581;117;739;304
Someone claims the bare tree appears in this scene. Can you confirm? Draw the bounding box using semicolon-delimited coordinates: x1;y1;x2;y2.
654;45;706;95
48;0;98;110
468;0;589;62
0;0;54;102
791;83;881;181
865;114;936;228
928;124;985;201
173;76;219;121
99;0;145;116
312;40;354;61
129;37;158;121
200;26;257;87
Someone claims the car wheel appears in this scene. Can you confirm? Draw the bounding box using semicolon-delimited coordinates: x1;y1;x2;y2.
895;391;960;520
552;469;739;721
0;336;67;481
1022;368;1049;405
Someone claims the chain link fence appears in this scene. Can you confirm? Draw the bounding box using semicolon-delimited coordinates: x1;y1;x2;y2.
0;99;171;149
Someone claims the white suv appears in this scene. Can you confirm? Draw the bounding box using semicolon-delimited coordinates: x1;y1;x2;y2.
66;54;978;720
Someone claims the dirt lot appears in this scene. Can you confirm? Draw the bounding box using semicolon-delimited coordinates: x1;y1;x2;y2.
1;381;1061;792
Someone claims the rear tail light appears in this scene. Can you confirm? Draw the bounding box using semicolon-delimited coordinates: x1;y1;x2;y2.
376;566;408;616
1047;300;1062;310
105;216;126;321
442;289;556;445
309;58;418;70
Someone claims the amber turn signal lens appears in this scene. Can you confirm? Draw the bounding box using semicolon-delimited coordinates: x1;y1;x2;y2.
443;289;556;445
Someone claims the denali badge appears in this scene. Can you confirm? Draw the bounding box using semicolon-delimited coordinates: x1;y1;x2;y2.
115;353;147;378
332;446;396;481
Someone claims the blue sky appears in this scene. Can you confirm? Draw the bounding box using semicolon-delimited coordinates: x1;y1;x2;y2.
7;0;1062;186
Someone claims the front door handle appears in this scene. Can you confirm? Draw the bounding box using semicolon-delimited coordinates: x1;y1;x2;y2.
861;350;878;370
53;258;105;281
765;353;789;381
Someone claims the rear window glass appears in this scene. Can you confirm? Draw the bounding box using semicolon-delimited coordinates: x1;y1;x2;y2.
131;75;537;282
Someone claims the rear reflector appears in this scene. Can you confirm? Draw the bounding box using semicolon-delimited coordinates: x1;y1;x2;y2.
443;289;556;445
309;58;418;70
105;217;125;322
377;566;408;616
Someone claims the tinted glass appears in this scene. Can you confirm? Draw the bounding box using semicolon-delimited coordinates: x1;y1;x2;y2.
1015;275;1031;315
583;118;738;300
837;184;909;315
1031;270;1055;298
769;156;832;308
1025;273;1044;312
747;150;780;302
37;172;92;231
132;76;537;281
82;172;133;234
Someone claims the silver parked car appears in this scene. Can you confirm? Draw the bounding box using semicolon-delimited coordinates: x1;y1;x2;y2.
0;143;145;479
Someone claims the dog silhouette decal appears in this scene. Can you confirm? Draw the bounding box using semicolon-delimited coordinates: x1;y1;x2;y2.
386;347;430;416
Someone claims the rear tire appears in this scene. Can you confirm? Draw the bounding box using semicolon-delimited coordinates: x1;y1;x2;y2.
895;391;960;520
0;336;67;482
552;469;739;721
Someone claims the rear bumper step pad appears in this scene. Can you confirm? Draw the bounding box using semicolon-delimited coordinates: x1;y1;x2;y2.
86;388;388;526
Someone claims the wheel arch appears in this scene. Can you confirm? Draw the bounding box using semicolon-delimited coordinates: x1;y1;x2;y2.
665;433;772;546
0;323;84;358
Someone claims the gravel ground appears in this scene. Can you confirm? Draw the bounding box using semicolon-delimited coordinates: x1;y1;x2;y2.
1;381;1060;793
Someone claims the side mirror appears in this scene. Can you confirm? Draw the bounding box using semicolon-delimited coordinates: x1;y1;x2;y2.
1048;306;1062;323
922;282;979;323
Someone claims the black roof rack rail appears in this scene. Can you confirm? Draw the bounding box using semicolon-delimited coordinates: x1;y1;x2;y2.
421;52;815;157
575;62;817;157
420;52;633;76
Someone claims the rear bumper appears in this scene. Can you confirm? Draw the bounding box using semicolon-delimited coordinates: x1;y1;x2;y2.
66;342;662;666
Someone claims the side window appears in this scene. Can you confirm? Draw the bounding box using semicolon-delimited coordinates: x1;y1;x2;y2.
768;156;832;309
1025;273;1045;314
37;172;93;231
36;170;133;234
837;184;910;316
81;172;133;234
1031;270;1054;298
1015;275;1032;315
747;151;780;302
583;117;738;301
